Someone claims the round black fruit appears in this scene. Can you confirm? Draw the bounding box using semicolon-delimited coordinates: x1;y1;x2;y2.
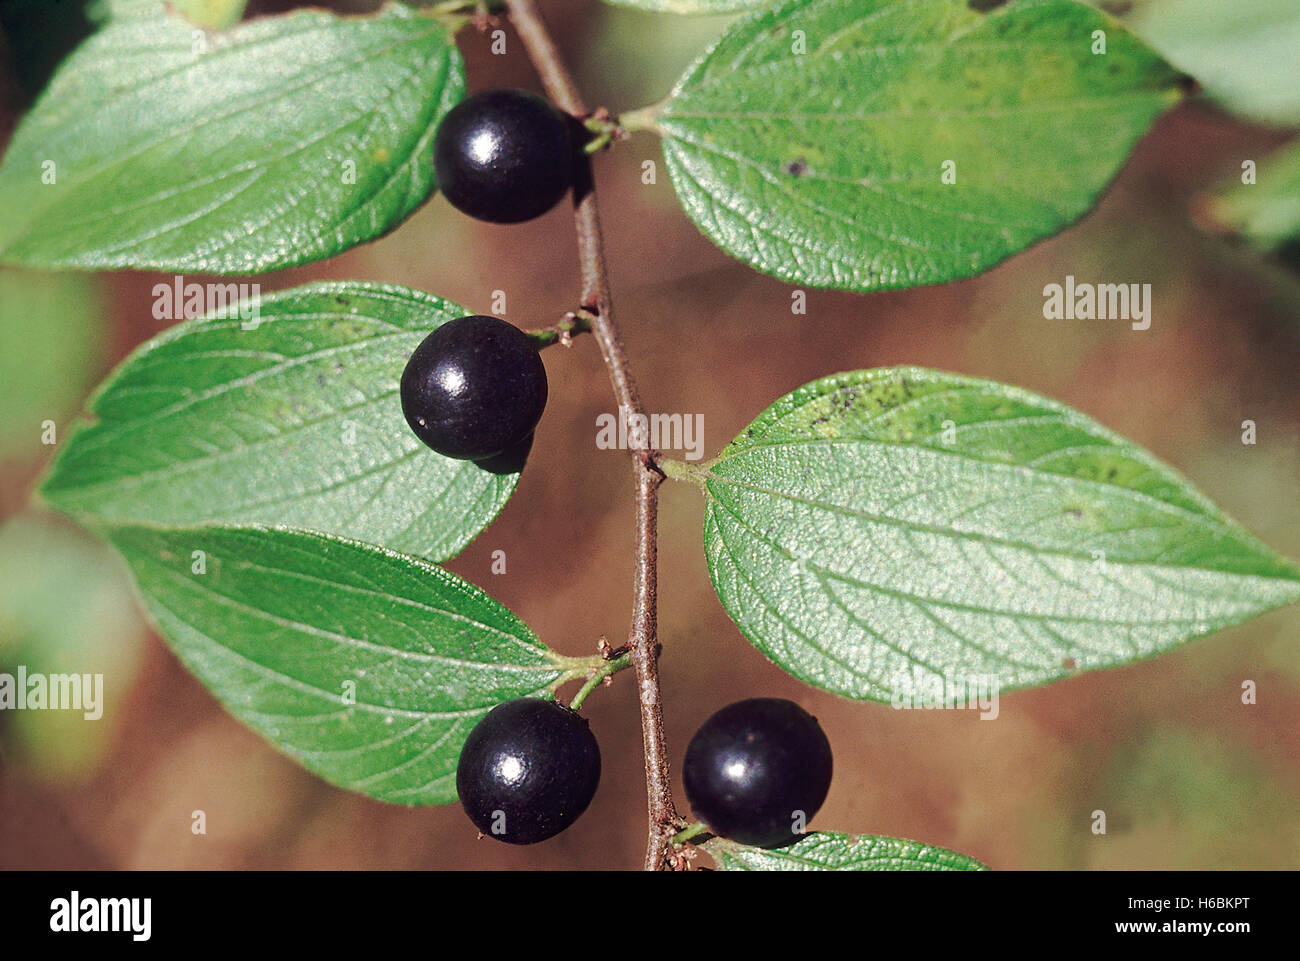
682;697;833;848
456;698;601;845
400;314;547;461
433;88;573;224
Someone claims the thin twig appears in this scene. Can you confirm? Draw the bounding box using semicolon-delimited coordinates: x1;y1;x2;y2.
505;0;680;871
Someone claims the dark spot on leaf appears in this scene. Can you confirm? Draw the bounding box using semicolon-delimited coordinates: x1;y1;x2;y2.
1062;657;1078;671
782;157;809;177
1106;467;1118;480
967;0;1007;10
1098;0;1132;14
1065;507;1083;519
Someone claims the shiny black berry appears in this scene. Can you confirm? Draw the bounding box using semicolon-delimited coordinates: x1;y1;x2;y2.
433;88;573;224
682;698;833;848
456;698;601;845
400;315;547;461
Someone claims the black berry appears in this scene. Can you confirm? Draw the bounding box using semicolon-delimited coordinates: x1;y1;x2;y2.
682;697;833;848
400;314;547;461
456;698;601;845
433;88;573;224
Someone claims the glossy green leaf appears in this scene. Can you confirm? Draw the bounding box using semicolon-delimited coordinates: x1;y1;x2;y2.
706;832;987;870
657;0;1182;291
602;0;772;13
107;523;581;805
0;5;462;273
696;368;1300;702
40;282;518;562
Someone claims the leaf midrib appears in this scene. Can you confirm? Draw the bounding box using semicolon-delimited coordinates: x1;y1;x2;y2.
665;128;1054;234
705;437;1259;563
664;91;1169;125
134;534;553;662
707;492;1282;629
67;327;411;455
149;590;479;721
51;392;412;503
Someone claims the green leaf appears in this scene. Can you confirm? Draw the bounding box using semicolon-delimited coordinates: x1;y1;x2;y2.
696;367;1300;702
656;0;1182;292
106;523;582;805
0;269;106;460
1089;0;1300;126
40;281;518;562
705;832;987;870
602;0;772;13
0;5;462;273
1201;140;1300;253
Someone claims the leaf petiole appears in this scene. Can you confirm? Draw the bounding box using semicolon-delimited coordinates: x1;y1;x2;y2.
658;457;710;487
618;101;667;137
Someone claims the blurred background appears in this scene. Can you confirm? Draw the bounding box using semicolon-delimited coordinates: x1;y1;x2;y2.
1;0;1298;870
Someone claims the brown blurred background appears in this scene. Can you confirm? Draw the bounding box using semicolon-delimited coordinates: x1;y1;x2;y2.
1;0;1298;870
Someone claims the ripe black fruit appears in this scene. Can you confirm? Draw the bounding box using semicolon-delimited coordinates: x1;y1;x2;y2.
682;697;833;848
433;88;573;224
456;698;601;845
400;314;547;461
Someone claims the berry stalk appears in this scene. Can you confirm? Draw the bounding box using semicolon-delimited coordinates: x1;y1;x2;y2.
504;0;681;870
568;649;633;712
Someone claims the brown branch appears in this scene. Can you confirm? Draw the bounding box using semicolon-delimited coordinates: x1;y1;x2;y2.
504;0;680;870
